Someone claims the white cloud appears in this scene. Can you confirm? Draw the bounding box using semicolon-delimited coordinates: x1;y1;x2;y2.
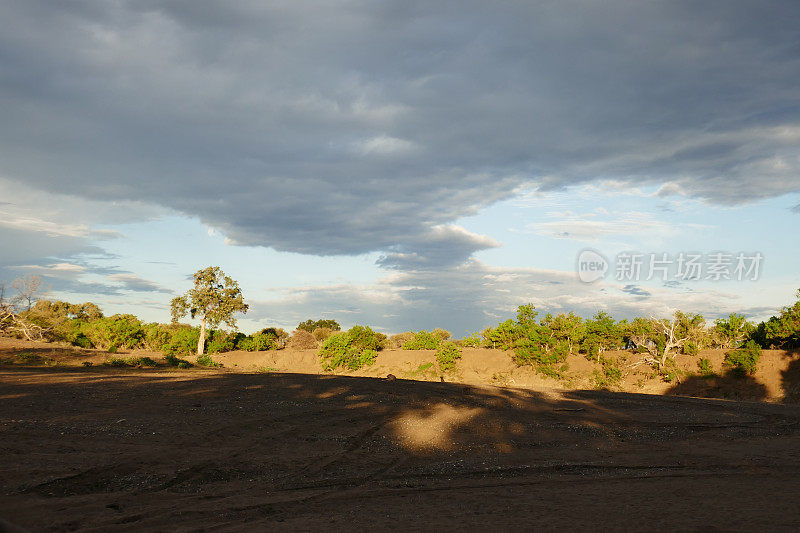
526;210;710;242
354;135;417;156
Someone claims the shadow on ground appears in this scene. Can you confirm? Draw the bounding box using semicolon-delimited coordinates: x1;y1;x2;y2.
2;368;800;531
781;350;800;403
666;370;769;402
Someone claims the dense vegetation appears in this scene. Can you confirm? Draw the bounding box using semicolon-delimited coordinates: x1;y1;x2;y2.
297;318;341;333
1;270;799;378
318;326;387;371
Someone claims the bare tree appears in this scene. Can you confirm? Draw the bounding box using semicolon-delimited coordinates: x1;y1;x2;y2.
629;311;706;370
11;275;44;311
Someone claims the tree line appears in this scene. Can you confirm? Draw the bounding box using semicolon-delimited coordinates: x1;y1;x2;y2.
2;268;798;374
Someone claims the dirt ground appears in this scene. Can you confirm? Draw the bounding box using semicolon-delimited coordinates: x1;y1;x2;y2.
3;338;800;531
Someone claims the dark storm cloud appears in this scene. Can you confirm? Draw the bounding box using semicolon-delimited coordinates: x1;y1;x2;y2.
108;274;172;293
1;1;799;262
621;285;651;298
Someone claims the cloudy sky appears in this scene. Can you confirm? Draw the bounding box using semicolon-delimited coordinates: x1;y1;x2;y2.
1;1;799;335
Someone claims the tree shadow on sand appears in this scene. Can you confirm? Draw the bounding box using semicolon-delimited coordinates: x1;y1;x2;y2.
3;368;800;531
666;369;768;402
779;350;800;403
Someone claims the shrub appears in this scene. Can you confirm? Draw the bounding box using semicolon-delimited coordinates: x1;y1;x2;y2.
751;290;800;349
318;325;386;371
431;328;451;341
436;342;462;372
683;341;699;356
17;352;41;364
538;363;569;380
594;356;622;388
514;339;569;367
164;327;201;357
403;330;442;350
206;330;236;354
388;332;414;349
460;331;483;348
165;354;193;368
142;323;174;351
297;319;341;333
357;349;379;368
82;314;144;350
482;320;520;350
697;357;715;377
286;330;318;350
312;327;334;341
581;311;622;359
239;329;283;351
72;333;94;349
260;327;289;348
196;353;221;367
237;337;255;351
724;340;762;376
104;356;159;368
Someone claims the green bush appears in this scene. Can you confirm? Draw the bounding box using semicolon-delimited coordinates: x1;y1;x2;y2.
697;357;714;376
165;354;193;368
724;340;762;376
436;342;462;372
196;353;221;367
142;323;174;351
388;332;414;349
16;352;42;364
318;325;386;371
237;337;255;351
514;338;568;367
592;356;622;388
683;341;699;356
71;333;94;349
164;327;201;357
482;320;521;350
206;330;236;354
104;356;159;368
460;331;483;348
82;314;144;350
297;318;341;333
403;330;443;350
250;331;281;351
538;363;569;380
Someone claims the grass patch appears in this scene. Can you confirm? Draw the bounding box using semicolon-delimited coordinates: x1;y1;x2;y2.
405;361;437;379
103;356;159;368
16;352;42;364
489;372;513;387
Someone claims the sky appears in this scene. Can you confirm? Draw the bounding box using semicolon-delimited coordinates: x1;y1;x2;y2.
1;1;799;335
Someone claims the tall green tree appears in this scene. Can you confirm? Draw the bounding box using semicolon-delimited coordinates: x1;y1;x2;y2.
712;313;753;349
170;267;249;355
